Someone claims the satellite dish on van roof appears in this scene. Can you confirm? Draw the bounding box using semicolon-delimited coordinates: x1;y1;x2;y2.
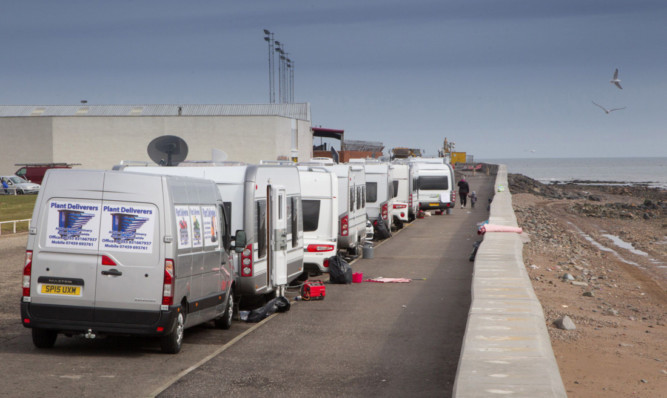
212;148;228;163
147;135;188;166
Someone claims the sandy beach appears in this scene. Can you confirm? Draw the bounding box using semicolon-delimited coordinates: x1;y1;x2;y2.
508;174;666;397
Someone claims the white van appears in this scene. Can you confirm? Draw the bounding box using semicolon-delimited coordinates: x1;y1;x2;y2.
388;163;411;227
299;159;366;256
21;169;241;354
351;160;395;231
297;166;339;275
409;158;456;213
119;163;304;301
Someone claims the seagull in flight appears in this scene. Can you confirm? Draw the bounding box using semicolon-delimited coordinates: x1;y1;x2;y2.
592;101;625;114
610;68;622;89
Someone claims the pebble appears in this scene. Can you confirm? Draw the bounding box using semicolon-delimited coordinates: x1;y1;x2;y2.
583;291;595;297
571;281;588;287
554;315;576;330
562;273;575;281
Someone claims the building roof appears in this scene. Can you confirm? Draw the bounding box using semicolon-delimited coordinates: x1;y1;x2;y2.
0;103;311;121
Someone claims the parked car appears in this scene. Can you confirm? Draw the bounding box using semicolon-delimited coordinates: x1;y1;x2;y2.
1;175;40;195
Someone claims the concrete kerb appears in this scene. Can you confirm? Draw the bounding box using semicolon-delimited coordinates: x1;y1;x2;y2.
452;165;567;398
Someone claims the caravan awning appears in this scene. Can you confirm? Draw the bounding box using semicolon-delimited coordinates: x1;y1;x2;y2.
312;127;344;140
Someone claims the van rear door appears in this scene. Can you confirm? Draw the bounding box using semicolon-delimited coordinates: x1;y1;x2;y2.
93;173;162;321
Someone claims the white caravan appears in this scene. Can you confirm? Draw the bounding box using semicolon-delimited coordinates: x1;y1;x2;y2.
299;159;367;256
118;163;304;301
409;158;456;214
351;159;395;231
297;166;339;275
392;160;420;220
388;163;412;227
22;169;241;354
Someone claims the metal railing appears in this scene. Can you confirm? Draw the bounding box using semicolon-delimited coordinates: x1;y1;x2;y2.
0;219;31;235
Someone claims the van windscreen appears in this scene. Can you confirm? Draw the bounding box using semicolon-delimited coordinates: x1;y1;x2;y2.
302;200;320;232
418;176;448;190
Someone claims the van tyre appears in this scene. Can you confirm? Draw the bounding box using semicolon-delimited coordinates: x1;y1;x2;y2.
161;308;185;354
32;328;57;348
214;291;234;330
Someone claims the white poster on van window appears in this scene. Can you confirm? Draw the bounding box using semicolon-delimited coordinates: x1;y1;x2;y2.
175;205;192;249
190;206;203;248
201;205;219;247
45;199;102;249
99;203;156;253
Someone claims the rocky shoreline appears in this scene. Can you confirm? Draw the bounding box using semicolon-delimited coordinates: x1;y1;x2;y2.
508;173;666;397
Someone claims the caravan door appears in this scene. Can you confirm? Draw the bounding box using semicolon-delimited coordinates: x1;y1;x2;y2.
268;185;288;287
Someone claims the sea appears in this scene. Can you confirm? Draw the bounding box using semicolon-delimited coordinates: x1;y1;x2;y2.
480;157;667;189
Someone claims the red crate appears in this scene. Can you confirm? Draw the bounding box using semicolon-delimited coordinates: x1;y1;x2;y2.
301;280;326;300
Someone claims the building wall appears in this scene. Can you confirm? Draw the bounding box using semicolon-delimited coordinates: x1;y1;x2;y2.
1;115;312;173
0;117;54;174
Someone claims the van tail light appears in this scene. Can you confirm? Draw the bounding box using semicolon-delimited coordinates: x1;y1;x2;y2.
241;244;253;277
306;244;335;252
323;258;330;268
340;215;349;237
451;191;456;203
162;259;175;305
381;203;388;220
22;251;33;297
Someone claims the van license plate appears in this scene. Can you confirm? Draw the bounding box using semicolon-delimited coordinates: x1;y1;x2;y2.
40;284;81;296
429;203;440;207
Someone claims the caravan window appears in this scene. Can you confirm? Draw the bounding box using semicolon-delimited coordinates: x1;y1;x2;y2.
362;186;366;207
418;176;448;190
356;186;362;210
349;187;355;212
255;200;267;259
302;199;320;232
413;177;419;190
366;182;377;203
392;181;399;198
290;197;300;247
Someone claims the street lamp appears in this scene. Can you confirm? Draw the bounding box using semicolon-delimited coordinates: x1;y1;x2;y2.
263;29;275;103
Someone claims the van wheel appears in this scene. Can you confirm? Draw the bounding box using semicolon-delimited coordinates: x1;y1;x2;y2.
32;328;57;348
214;291;234;330
161;308;185;354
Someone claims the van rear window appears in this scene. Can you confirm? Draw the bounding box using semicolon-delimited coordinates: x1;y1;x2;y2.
418;176;448;190
302;199;320;232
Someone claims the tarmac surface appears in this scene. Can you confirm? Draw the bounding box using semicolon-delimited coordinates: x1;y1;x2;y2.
156;173;495;398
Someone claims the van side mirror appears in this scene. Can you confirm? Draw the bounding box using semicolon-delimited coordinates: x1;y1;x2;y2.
233;230;247;253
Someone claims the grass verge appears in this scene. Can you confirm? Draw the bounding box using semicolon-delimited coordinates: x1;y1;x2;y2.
0;195;37;234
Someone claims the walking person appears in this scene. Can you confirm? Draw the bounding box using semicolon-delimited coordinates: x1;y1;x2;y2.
1;178;9;195
457;177;470;208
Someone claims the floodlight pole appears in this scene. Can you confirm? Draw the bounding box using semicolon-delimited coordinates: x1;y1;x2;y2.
263;29;275;103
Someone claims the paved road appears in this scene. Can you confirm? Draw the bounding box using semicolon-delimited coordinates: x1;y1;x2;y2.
0;173;494;398
157;173;495;398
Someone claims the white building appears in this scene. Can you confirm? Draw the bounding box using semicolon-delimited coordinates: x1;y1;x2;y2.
0;103;312;173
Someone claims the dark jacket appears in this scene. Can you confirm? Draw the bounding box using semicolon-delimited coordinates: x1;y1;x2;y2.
457;180;469;194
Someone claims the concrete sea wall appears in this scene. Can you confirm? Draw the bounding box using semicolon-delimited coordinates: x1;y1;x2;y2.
453;165;567;397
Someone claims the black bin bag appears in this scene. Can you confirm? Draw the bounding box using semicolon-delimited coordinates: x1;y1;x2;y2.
328;255;353;284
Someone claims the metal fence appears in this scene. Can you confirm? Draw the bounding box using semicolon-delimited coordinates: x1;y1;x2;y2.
0;219;31;235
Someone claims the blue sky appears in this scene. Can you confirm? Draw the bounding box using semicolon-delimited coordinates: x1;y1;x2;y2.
2;0;666;159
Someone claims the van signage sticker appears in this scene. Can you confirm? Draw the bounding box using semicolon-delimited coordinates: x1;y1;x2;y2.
190;206;203;248
46;200;101;249
100;203;156;253
175;205;192;248
201;205;218;247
